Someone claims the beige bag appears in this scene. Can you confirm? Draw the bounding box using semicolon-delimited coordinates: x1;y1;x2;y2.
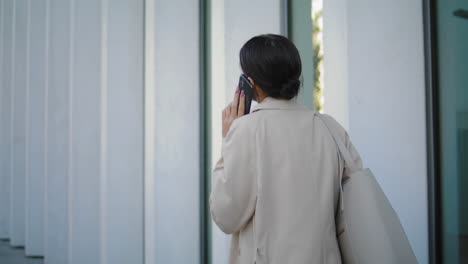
317;113;418;264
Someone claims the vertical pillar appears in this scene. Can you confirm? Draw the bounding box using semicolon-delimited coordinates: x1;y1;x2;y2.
69;0;145;263
322;0;428;262
68;0;101;262
322;0;349;129
145;0;201;263
104;0;144;263
45;0;71;262
0;0;14;240
10;0;29;247
25;0;47;256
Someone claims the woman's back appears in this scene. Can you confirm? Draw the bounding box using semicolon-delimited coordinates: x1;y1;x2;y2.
211;34;363;264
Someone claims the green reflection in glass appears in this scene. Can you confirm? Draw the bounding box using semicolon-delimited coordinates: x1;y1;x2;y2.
436;0;468;262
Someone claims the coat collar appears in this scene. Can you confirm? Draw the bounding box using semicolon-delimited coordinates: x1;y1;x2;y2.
251;96;308;113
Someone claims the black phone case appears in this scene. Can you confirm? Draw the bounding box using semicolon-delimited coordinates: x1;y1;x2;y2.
238;74;254;115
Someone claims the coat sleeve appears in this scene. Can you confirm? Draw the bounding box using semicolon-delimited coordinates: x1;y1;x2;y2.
209;118;257;234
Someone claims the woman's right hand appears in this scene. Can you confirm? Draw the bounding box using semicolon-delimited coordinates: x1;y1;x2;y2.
222;88;245;138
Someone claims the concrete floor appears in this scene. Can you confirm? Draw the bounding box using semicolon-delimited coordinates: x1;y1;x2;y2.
0;237;467;263
0;240;43;264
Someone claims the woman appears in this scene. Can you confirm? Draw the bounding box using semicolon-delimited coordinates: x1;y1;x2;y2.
210;34;362;264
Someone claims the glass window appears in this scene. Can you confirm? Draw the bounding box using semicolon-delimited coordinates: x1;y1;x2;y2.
433;0;468;262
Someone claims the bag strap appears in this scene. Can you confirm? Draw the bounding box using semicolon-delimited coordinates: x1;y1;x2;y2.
316;113;359;212
315;113;358;172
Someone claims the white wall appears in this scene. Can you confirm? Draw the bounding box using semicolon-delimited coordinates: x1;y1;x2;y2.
144;0;201;263
209;0;284;262
323;1;428;263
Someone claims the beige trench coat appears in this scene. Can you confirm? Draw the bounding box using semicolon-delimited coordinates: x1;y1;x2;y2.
210;97;363;264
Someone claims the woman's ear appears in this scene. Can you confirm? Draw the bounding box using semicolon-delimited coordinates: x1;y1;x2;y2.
247;77;257;100
247;77;255;87
247;77;264;101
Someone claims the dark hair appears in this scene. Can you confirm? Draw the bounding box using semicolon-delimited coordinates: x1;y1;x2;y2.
240;34;302;100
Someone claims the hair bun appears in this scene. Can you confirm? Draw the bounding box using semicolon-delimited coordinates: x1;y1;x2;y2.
280;79;301;99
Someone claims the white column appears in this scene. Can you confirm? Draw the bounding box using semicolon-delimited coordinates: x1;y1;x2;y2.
10;0;28;247
104;0;144;263
145;0;201;263
25;0;47;256
347;2;428;263
68;0;145;263
0;0;14;240
0;0;4;239
323;0;428;263
209;1;228;260
322;0;349;129
209;1;284;262
45;0;71;262
0;0;2;239
68;0;101;262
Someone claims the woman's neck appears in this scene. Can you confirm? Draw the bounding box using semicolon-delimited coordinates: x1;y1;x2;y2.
255;87;269;103
257;95;268;103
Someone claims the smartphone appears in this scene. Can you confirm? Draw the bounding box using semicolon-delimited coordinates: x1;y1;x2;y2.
238;74;254;115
